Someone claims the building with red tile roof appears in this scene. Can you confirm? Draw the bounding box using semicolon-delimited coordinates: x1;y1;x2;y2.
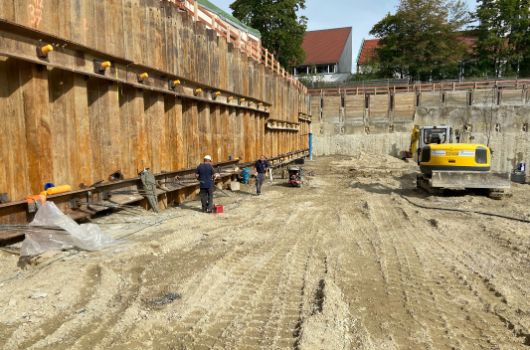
294;27;353;77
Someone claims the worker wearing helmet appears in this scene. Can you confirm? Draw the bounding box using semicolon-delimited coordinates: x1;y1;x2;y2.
196;155;218;213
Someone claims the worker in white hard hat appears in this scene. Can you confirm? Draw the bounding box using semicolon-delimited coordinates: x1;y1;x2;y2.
195;155;219;212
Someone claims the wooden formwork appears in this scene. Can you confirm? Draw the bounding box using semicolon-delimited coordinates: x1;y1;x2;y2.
0;0;311;222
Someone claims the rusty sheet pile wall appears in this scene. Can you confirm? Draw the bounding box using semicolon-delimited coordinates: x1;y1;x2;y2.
0;0;310;203
311;83;530;171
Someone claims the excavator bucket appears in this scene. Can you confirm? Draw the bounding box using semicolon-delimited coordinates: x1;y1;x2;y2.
429;171;511;190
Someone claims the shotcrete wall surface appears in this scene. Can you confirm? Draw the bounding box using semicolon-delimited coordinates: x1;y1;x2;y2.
311;88;530;171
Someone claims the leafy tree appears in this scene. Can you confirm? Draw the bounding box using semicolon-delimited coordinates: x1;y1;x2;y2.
369;0;471;81
475;0;530;77
230;0;307;68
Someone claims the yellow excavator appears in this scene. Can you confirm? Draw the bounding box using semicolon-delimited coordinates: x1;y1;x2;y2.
410;125;511;198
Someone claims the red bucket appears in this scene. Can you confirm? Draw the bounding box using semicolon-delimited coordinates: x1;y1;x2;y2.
214;205;224;214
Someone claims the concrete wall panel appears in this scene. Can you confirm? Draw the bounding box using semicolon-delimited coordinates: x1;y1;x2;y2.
420;92;441;107
445;91;469;106
502;89;525;105
314;87;530;172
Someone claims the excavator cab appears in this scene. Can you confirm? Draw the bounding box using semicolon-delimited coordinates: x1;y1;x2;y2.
409;125;452;162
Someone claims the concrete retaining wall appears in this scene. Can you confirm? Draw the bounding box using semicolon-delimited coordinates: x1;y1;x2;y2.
311;87;530;171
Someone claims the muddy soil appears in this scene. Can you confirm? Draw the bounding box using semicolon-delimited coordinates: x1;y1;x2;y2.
1;154;529;350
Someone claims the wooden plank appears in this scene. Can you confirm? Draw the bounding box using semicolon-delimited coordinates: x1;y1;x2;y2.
265;126;272;158
118;85;133;177
19;62;53;194
107;0;125;58
250;111;256;161
225;107;235;160
2;59;30;200
144;91;164;172
0;59;13;199
14;0;43;29
161;3;176;76
87;79;104;182
211;105;222;162
220;106;229;161
233;108;242;161
158;94;171;172
69;0;89;46
87;79;121;182
117;86;147;176
49;69;76;187
242;110;250;162
198;103;212;161
0;0;15;22
93;0;108;54
70;75;93;186
131;88;148;173
183;101;200;168
258;114;265;157
105;83;122;176
133;0;147;64
164;95;184;170
121;0;135;60
197;103;206;159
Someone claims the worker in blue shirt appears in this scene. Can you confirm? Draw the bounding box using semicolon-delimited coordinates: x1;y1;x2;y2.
196;155;218;212
255;155;269;195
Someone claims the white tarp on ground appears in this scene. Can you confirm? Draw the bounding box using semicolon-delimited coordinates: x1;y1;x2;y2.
21;202;115;257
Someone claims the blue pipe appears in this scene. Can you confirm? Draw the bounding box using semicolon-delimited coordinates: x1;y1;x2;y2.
309;132;313;161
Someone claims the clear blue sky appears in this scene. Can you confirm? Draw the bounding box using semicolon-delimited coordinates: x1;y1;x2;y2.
213;0;477;66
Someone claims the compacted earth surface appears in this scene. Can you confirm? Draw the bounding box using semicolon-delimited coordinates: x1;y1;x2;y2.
1;154;529;350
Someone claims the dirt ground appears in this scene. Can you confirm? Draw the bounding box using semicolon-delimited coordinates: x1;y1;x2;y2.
1;154;529;350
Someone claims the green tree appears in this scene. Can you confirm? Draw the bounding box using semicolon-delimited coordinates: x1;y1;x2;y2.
230;0;307;68
475;0;530;77
369;0;471;81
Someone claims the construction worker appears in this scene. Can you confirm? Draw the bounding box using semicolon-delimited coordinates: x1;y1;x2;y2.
255;155;269;195
196;155;218;213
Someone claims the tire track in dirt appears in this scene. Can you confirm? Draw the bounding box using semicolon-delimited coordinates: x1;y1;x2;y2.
168;207;324;349
2;155;529;350
5;265;103;350
395;195;529;349
329;155;529;349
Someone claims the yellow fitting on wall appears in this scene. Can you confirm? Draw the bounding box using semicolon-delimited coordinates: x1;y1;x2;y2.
138;72;149;82
171;79;181;87
194;88;203;95
214;91;221;97
38;44;54;58
239;98;246;103
227;96;234;102
41;44;54;54
100;61;112;70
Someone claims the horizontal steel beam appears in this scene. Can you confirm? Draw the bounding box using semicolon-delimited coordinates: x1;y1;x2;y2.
0;150;309;245
0;19;272;113
0;151;308;228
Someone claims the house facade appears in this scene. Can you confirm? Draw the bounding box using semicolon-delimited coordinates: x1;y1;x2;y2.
294;27;353;83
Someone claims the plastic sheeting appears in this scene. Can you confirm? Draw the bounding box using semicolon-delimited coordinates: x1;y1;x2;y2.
20;202;116;257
